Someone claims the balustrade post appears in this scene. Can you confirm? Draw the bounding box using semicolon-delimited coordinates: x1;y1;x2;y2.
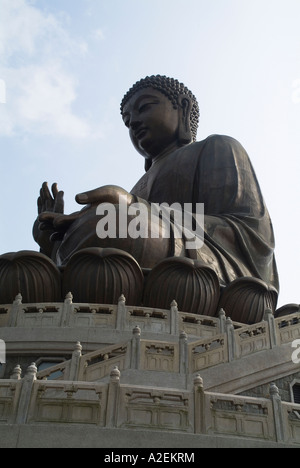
218;308;226;334
170;300;179;335
179;331;188;374
68;342;82;381
270;382;285;443
10;364;22;380
61;291;73;327
15;362;37;424
131;326;141;370
226;317;236;361
8;294;22;327
116;294;126;331
194;374;205;434
264;308;278;348
106;366;121;428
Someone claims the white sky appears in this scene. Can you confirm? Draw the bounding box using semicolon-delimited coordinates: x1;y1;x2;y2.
0;0;299;307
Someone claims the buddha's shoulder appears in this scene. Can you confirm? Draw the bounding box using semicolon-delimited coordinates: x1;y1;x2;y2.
195;134;245;149
187;134;247;159
180;135;249;172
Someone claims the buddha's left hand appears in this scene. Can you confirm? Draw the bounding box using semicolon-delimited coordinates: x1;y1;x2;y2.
39;185;135;240
75;185;135;206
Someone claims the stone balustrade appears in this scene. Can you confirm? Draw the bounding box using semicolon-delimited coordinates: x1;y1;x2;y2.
0;362;299;446
2;298;300;446
1;295;300;352
31;308;299;383
0;294;223;339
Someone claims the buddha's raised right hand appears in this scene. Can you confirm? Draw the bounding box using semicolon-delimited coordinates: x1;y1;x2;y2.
33;182;65;258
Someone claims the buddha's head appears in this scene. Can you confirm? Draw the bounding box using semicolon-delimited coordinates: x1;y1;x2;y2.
121;75;200;170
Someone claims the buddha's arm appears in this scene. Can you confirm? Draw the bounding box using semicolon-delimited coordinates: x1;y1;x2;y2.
192;135;278;289
33;182;65;259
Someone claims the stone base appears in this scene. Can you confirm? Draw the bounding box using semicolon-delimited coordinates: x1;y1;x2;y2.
0;425;295;449
1;294;300;448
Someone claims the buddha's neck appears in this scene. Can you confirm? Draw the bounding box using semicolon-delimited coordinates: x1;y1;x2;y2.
152;142;182;165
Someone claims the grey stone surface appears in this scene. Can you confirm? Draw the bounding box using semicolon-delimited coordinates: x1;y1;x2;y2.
0;424;295;449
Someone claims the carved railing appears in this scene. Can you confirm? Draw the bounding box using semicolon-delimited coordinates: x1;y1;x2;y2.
140;340;180;373
3;293;300;384
189;334;227;373
0;294;225;339
31;312;300;383
1;365;298;445
2;294;300;349
203;391;274;440
78;342;129;381
276;313;300;345
36;360;70;381
235;322;270;358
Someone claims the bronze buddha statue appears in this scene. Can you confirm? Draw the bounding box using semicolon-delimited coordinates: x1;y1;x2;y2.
0;75;279;323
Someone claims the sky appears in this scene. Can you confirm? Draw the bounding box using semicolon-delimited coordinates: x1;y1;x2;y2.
0;0;299;308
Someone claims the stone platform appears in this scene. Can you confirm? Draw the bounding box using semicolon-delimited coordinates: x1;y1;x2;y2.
0;294;300;448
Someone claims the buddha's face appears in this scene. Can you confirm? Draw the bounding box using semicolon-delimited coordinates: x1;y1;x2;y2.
122;88;180;159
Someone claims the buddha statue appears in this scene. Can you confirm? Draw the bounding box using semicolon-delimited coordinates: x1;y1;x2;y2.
0;75;279;323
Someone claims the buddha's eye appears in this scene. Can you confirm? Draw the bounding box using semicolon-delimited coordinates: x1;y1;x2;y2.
138;99;159;113
138;103;151;113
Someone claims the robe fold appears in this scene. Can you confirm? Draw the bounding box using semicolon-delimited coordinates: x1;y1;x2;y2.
130;134;279;291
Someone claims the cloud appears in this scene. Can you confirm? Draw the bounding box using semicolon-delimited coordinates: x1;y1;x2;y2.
93;28;105;41
0;0;100;139
4;62;95;138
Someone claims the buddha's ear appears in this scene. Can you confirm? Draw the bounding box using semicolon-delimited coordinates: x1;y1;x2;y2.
178;94;193;145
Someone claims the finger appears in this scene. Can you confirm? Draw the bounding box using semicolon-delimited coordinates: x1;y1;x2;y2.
42;182;52;200
42;182;53;211
53;190;64;214
75;186;121;205
39;212;60;223
53;212;82;229
37;196;43;215
75;191;93;205
40;187;46;211
51;183;59;199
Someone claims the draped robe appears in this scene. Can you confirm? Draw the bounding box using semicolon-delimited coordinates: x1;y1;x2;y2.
130;134;279;290
55;134;279;293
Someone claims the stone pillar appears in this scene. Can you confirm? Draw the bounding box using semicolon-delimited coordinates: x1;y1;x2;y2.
10;364;22;380
170;300;179;335
106;366;121;428
264;308;278;348
15;363;37;424
68;342;82;381
116;294;126;331
8;294;22;327
131;326;141;370
194;374;205;434
218;308;226;334
270;382;285;443
61;292;73;327
226;317;236;362
179;331;188;374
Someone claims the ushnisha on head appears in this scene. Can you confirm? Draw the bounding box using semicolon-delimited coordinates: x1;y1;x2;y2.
120;75;200;143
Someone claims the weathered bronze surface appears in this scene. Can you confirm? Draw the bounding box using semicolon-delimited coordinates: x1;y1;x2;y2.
62;247;144;305
0;251;61;304
143;257;220;317
2;76;280;322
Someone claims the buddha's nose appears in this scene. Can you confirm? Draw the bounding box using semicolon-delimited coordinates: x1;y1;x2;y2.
129;114;142;130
